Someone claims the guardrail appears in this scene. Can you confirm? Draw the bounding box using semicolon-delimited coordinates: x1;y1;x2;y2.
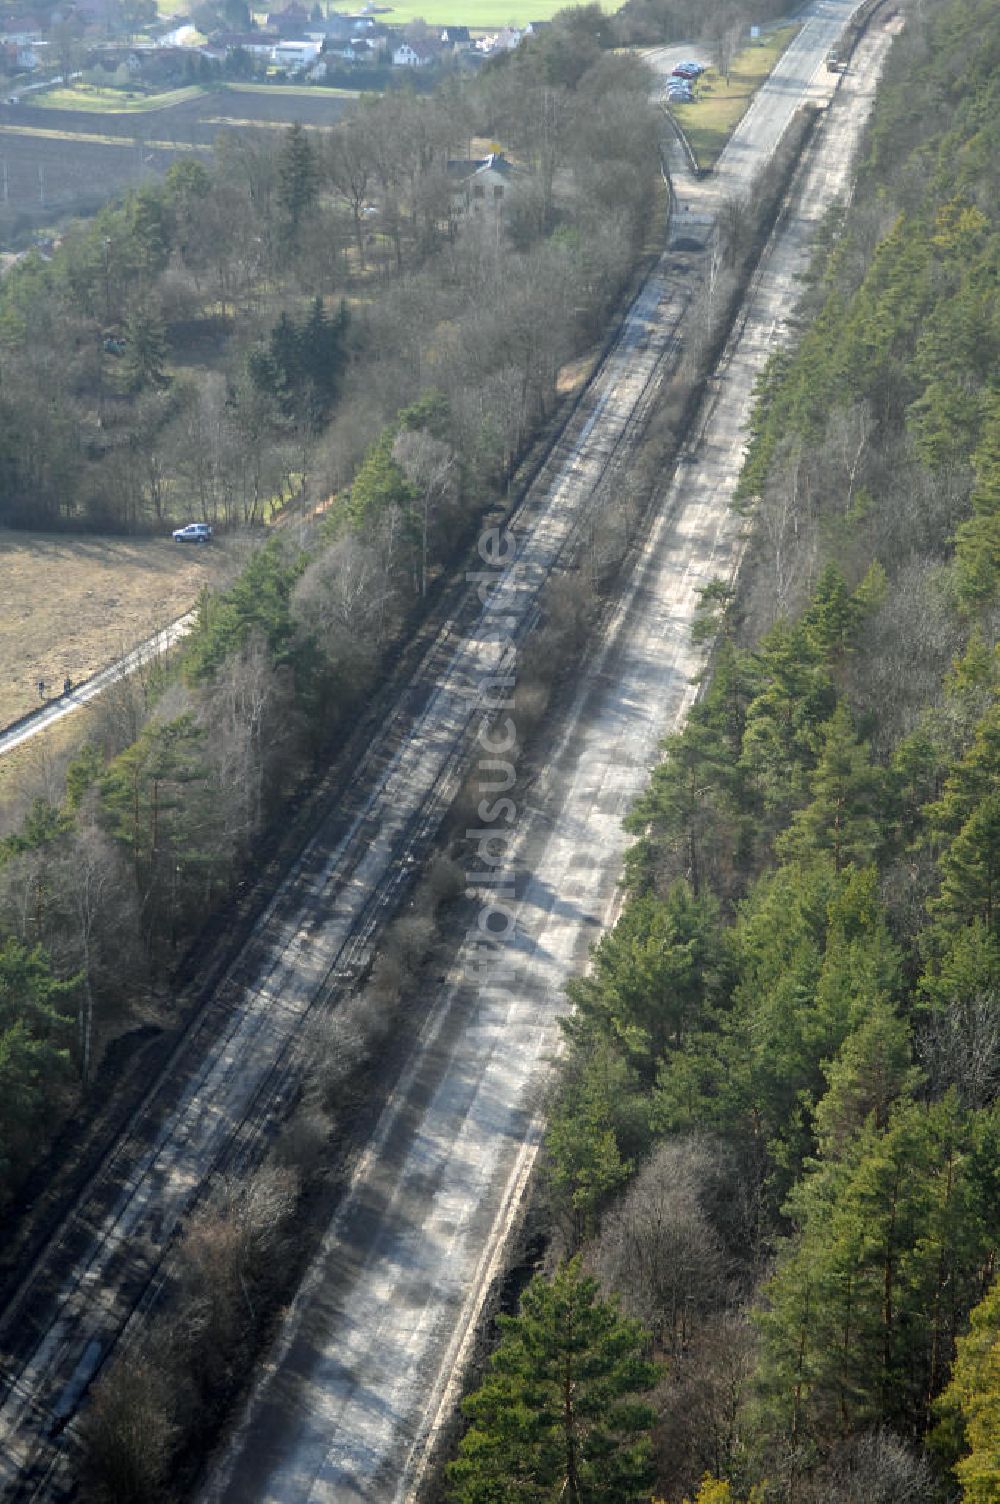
660;100;704;177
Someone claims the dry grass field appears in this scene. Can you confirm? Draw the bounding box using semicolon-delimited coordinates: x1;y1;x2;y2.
0;532;225;729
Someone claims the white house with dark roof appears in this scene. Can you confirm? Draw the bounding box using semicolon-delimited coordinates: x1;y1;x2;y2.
448;151;523;218
391;37;439;65
272;37;322;68
217;30;278;56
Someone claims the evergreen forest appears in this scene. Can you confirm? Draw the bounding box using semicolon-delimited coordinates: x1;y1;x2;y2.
453;0;1000;1499
1;0;999;1496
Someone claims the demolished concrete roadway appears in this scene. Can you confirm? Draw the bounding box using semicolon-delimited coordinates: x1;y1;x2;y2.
199;9;896;1504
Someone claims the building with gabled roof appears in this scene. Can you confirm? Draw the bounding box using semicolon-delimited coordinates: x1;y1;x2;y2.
448;151;524;218
391;36;438;65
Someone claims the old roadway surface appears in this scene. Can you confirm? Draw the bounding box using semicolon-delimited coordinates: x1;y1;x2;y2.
0;62;688;1504
0;203;688;1499
201;8;895;1504
0;4;887;1498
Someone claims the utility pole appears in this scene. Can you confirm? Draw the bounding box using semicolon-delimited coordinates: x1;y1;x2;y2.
104;235;112;323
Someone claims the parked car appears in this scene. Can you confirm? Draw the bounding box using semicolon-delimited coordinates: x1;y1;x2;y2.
172;522;213;543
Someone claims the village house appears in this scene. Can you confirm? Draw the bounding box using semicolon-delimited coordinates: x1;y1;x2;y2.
391;37;437;66
1;32;41;67
315;32;379;66
265;2;310;38
472;21;548;56
310;12;354;41
272;36;321;68
353;35;384;60
448;151;522;217
321;36;355;60
439;25;469;47
70;0;117;34
217;29;277;57
474;26;524;55
343;14;388;38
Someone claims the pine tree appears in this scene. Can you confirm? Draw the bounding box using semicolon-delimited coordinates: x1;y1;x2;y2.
565;882;723;1079
99;714;223;949
724;857;837;1155
0;941;75;1196
814;1002;918;1158
269;310;303;398
935;1274;1000;1503
0;940;75;1045
126;186;171;278
299;296;348;422
935;796;1000;935
956;395;1000;608
757;1098;999;1449
927;705;1000;840
276;123;318;246
803;564;858;661
739;619;836;833
626;720;736;896
545;1042;636;1240
123;303;167;392
779;705;883;871
347;430;416;530
928;706;1000;933
448;1259;657;1504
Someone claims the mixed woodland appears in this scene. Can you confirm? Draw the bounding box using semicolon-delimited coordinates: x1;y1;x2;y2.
1;0;999;1497
451;0;1000;1500
0;9;663;1203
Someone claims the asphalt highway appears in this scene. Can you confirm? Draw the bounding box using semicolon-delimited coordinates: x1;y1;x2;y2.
198;7;895;1503
0;6;894;1498
0;82;689;1504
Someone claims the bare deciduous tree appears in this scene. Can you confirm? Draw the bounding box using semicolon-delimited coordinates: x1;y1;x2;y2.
785;1429;938;1504
177;1162;299;1385
54;825;133;1082
77;1347;175;1504
325;117;374;270
392;427;458;595
744;438;819;633
919;989;1000;1109
827;400;875;517
592;1138;729;1350
651;1313;756;1497
291;533;391;678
